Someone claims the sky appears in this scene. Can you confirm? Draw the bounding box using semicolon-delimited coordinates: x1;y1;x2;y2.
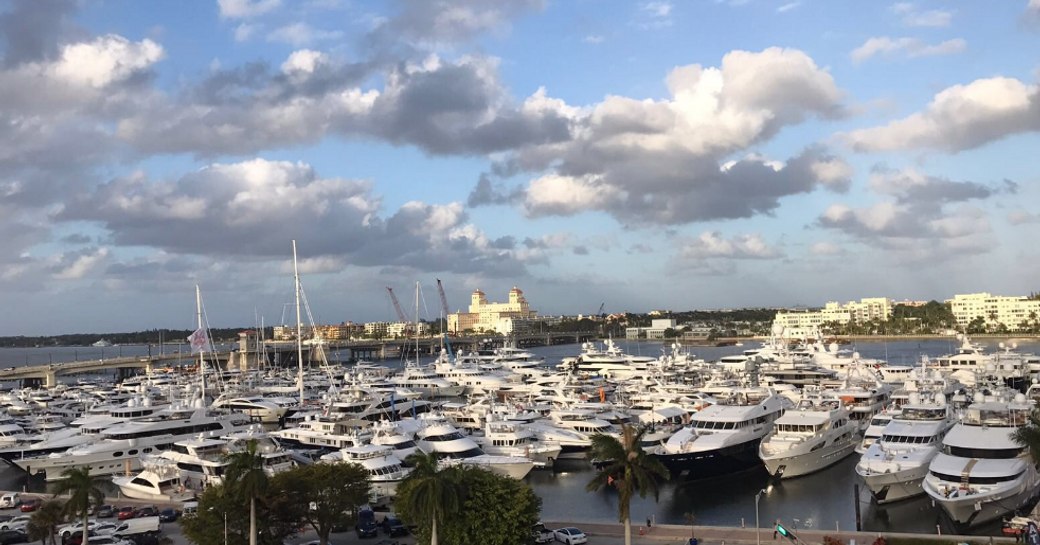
2;0;1040;336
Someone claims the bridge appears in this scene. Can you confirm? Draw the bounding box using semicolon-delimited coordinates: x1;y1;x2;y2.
0;331;596;388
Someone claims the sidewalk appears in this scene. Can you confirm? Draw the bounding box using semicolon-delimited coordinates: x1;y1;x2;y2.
544;521;1016;545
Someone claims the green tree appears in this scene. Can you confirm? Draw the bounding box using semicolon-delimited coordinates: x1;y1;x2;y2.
27;500;65;545
586;424;669;545
272;463;371;545
53;468;104;545
397;452;461;545
1013;410;1040;464
180;483;302;545
224;440;269;545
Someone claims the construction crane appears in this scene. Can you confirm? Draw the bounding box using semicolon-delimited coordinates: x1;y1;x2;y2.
388;289;407;324
597;302;605;317
435;279;455;355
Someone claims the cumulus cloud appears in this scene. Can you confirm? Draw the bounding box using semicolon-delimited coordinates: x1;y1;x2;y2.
370;0;544;47
1024;0;1040;26
851;36;966;63
677;232;782;260
55;158;529;276
52;247;110;280
777;2;802;13
810;241;845;256
0;0;78;66
817;168;1011;259
842;76;1040;152
637;2;674;29
268;22;343;46
1008;209;1040;225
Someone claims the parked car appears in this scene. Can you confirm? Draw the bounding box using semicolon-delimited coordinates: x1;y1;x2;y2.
380;515;408;537
553;527;588;545
95;505;114;519
0;518;30;533
158;508;179;522
532;522;554;544
17;500;40;513
115;507;137;521
0;495;20;510
355;508;378;539
134;507;157;519
0;530;26;545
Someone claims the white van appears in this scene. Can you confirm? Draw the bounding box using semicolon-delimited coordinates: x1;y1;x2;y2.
113;516;161;537
0;494;20;509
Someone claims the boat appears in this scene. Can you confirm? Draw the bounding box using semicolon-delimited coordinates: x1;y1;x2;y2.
759;397;858;479
158;429;295;490
855;391;955;503
922;392;1039;527
111;457;196;502
413;415;534;479
652;387;789;478
210;395;289;423
472;416;562;468
320;444;410;503
92;339;113;348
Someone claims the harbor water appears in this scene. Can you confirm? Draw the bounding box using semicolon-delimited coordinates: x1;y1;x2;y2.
2;337;1039;536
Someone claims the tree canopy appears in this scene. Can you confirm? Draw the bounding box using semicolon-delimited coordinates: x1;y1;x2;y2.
272;462;371;545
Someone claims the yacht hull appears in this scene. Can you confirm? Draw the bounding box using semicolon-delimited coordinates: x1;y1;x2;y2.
762;440;856;479
856;463;929;504
655;438;762;479
925;477;1039;527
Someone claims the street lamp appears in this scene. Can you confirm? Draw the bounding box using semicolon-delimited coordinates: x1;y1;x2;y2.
755;485;773;545
209;507;228;545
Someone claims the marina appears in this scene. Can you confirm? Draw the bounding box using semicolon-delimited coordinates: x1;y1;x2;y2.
0;337;1039;537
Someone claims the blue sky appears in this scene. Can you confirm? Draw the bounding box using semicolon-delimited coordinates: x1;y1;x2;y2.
1;0;1039;335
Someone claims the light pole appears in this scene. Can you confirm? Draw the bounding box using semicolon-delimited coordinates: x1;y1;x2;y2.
755;487;768;545
209;507;228;545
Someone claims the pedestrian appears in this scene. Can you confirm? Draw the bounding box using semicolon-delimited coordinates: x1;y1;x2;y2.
647;516;652;532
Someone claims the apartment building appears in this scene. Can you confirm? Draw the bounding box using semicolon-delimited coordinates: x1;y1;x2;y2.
949;292;1040;331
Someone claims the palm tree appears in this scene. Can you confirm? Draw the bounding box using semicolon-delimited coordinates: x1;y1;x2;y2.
402;451;461;545
1012;409;1040;463
224;439;269;545
27;500;65;545
586;424;669;545
53;468;104;545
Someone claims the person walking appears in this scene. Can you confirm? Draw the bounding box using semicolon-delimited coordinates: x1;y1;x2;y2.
647;516;653;533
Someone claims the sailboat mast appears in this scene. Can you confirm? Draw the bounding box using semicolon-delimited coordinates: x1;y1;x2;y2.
293;240;304;405
414;281;420;360
195;284;206;399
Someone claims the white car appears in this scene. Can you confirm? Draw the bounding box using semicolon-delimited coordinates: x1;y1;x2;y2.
59;521;119;538
0;494;21;509
0;516;31;532
554;527;588;545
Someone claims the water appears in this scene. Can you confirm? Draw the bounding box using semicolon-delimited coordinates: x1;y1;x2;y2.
3;337;1039;535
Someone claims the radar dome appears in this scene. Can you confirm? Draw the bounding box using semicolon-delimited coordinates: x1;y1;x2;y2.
1016;393;1027;403
973;392;984;403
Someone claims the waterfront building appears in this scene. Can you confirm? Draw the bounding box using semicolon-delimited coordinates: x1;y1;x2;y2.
774;297;893;338
271;323;361;341
626;319;679;339
448;287;539;335
948;292;1040;331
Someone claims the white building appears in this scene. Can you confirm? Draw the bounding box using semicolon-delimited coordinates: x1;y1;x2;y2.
448;287;539;335
774;297;894;337
949;293;1040;331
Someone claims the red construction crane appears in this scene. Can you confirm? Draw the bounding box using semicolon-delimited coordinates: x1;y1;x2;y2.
386;286;408;323
436;278;455;336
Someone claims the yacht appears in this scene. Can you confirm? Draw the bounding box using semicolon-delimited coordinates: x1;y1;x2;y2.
270;416;371;453
826;383;893;431
369;420;420;462
413;416;534;479
471;416;562;468
210;395;288;423
111;457;196;502
922;393;1039;526
856;408;899;455
759;398;858;479
320;444;410;502
388;363;467;398
653;387;788;478
557;339;656;379
13;407;253;481
856;392;955;504
158;429;295;490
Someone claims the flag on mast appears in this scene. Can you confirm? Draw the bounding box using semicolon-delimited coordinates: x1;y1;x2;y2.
188;327;211;354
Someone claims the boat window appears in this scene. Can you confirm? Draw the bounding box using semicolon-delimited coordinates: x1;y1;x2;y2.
946;445;1021;459
113;451;123;457
929;469;1025;485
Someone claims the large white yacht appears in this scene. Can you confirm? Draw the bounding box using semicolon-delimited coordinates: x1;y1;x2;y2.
413;415;534;479
855;391;955;503
557;339;657;379
471;416;562;468
653;387;788;478
922;394;1038;526
157;429;295;490
388;363;467;398
210;395;288;423
759;397;858;479
320;444;410;503
111;457;197;502
14;406;253;481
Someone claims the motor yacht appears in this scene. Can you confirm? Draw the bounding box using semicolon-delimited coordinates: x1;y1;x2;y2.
653;387;789;478
922;393;1039;526
759;397;858;479
856;391;955;504
320;444;410;503
111;457;197;502
471;416;562;468
210;395;288;423
413;415;534;479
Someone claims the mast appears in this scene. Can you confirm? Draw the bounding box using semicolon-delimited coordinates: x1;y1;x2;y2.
293;240;304;405
414;281;420;362
196;284;206;401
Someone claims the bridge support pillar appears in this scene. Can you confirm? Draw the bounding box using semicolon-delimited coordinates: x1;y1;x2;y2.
44;371;56;389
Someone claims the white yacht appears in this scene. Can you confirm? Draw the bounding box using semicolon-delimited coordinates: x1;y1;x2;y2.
826;383;893;431
320;444;410;502
472;416;562;468
557;339;657;379
856;408;899;454
111;457;196;502
759;398;858;479
369;420;420;461
856;392;955;504
388;363;467;398
922;394;1039;526
14;407;253;481
159;429;295;490
270;416;371;452
653;387;788;478
413;416;534;479
210;395;288;423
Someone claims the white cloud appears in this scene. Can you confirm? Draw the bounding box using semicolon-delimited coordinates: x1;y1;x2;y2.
777;2;802;13
281;49;327;76
48;35;164;88
810;242;845;256
233;23;256;42
678;232;782;260
843;76;1039;152
1008;209;1040;225
583;35;605;44
637;1;673;29
891;3;953;27
218;0;281;19
53;247;110;280
851;36;965;63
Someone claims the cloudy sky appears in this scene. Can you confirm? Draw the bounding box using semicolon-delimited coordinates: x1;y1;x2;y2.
2;0;1039;335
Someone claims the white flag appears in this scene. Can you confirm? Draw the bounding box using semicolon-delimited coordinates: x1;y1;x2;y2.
188;327;211;354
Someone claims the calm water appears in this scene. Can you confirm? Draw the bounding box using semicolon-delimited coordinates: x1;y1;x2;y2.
2;337;1039;535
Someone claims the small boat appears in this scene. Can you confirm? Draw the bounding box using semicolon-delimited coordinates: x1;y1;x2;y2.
111;457;196;502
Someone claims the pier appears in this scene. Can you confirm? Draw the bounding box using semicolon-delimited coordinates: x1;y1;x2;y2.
0;331;595;387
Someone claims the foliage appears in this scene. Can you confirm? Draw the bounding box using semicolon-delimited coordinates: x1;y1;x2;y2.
0;328;271;348
224;440;270;545
396;452;461;545
53;468;104;545
180;483;302;545
396;461;541;545
586;424;669;545
27;500;65;545
272;462;371;545
1012;409;1040;464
